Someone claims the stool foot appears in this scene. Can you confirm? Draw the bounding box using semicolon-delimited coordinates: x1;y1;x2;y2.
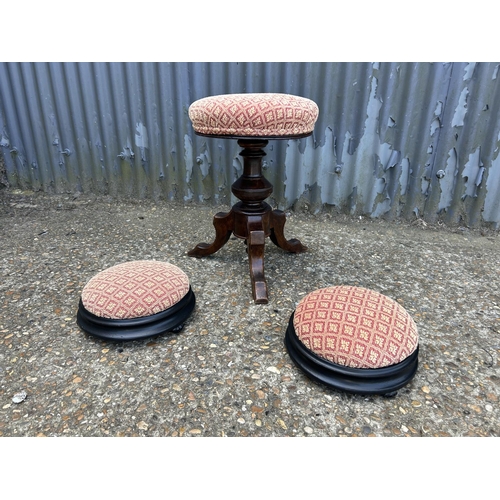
187;211;234;257
269;209;307;253
247;216;268;304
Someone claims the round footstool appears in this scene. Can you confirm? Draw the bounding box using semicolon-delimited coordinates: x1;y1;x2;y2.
285;286;419;395
76;260;196;341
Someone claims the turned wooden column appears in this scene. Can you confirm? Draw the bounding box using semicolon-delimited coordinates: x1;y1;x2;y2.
188;138;306;304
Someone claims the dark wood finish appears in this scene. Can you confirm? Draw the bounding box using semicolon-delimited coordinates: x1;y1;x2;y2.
187;211;234;257
269;209;306;252
194;131;313;141
188;138;307;304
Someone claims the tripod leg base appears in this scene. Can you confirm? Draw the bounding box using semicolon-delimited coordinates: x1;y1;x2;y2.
269;209;307;253
187;211;234;257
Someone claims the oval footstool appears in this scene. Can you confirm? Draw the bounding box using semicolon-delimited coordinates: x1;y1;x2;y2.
285;286;419;395
76;260;195;341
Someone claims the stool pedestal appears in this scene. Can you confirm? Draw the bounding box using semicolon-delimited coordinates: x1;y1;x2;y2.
188;138;306;304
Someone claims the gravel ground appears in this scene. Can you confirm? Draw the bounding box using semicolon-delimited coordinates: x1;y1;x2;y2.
1;189;499;437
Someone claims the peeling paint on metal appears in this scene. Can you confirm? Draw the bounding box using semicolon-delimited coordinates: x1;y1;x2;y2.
452;87;469;127
430;118;441;136
1;62;500;228
438;148;458;211
463;63;476;81
196;149;211;178
400;158;410;196
462;148;483;199
134;122;149;163
430;101;443;136
332;75;381;212
135;123;148;149
184;187;193;203
483;151;500;227
183;134;194;188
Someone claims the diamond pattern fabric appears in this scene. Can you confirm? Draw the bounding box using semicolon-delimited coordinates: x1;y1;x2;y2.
81;261;190;319
188;93;319;137
293;286;418;369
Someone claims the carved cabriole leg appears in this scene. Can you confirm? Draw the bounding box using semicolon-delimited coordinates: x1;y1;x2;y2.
187;211;234;257
269;209;307;253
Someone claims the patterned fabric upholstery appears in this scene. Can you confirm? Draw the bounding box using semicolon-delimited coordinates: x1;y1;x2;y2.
81;261;190;319
188;93;319;137
293;286;418;369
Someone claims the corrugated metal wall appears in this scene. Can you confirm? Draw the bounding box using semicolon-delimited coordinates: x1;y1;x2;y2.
1;62;499;228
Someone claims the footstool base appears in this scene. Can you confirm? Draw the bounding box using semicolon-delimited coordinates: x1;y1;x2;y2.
285;315;419;395
77;287;196;341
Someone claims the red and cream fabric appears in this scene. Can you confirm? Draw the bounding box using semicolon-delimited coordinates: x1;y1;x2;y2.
188;93;319;137
81;261;190;319
293;286;418;369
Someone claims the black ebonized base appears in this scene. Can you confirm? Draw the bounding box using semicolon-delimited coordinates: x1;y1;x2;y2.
284;314;419;396
76;287;196;341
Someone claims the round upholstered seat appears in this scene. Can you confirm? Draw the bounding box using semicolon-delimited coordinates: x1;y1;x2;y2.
77;260;195;341
188;93;319;138
285;286;419;395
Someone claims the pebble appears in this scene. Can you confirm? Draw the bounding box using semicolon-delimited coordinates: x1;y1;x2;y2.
267;366;280;374
12;391;27;404
304;426;313;434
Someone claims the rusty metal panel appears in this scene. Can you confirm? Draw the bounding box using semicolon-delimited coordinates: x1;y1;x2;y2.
1;62;499;228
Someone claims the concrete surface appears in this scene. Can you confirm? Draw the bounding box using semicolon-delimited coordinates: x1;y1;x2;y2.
1;189;499;437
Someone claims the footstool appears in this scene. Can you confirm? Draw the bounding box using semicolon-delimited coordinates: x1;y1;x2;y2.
76;260;196;341
187;93;319;304
285;286;419;395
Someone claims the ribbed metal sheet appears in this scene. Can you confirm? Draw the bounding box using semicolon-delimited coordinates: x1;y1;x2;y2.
1;62;499;228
